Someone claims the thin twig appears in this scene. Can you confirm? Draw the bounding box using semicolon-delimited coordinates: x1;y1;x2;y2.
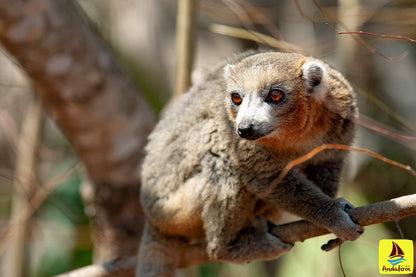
236;0;284;39
355;85;416;134
338;242;347;277
221;0;283;41
358;114;416;142
221;0;270;48
326;23;416;44
394;219;405;239
221;0;259;35
312;0;407;62
271;144;416;192
207;23;304;54
0;163;81;257
293;0;318;28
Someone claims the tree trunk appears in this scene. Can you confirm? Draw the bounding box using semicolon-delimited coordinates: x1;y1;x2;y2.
0;0;156;262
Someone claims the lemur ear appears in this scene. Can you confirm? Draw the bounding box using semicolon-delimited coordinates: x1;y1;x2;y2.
224;64;235;80
302;61;325;92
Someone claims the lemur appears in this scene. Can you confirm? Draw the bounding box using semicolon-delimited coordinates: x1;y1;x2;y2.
137;51;363;276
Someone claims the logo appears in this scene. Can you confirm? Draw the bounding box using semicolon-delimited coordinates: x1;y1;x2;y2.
379;239;413;274
388;241;406;266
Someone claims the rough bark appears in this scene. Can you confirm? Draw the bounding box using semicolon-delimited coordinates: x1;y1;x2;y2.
0;0;156;262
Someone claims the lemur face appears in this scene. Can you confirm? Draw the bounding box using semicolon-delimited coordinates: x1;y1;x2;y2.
224;52;330;144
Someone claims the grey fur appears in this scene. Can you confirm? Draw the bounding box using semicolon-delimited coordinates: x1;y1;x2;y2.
137;51;362;277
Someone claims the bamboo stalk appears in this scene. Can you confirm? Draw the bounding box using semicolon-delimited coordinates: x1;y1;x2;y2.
174;0;198;98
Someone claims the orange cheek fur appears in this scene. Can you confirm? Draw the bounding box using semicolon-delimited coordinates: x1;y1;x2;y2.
259;97;331;152
307;98;332;138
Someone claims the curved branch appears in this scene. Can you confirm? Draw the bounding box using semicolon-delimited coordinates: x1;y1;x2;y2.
270;194;416;243
55;194;416;277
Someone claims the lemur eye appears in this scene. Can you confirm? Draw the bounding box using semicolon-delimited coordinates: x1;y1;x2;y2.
231;93;242;105
266;89;284;104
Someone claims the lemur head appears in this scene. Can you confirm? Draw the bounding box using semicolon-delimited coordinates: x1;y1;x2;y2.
224;52;355;146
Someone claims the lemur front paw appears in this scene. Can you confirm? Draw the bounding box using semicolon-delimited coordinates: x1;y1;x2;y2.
327;198;363;241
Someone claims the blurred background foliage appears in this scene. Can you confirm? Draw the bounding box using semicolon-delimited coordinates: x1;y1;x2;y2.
0;0;415;276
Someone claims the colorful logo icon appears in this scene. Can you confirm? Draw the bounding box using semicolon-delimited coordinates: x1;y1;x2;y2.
379;239;414;274
388;241;406;266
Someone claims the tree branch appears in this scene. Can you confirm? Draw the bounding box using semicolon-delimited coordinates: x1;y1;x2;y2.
55;194;416;277
0;0;156;262
270;194;416;243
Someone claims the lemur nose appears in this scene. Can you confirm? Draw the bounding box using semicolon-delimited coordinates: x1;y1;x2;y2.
237;124;255;139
